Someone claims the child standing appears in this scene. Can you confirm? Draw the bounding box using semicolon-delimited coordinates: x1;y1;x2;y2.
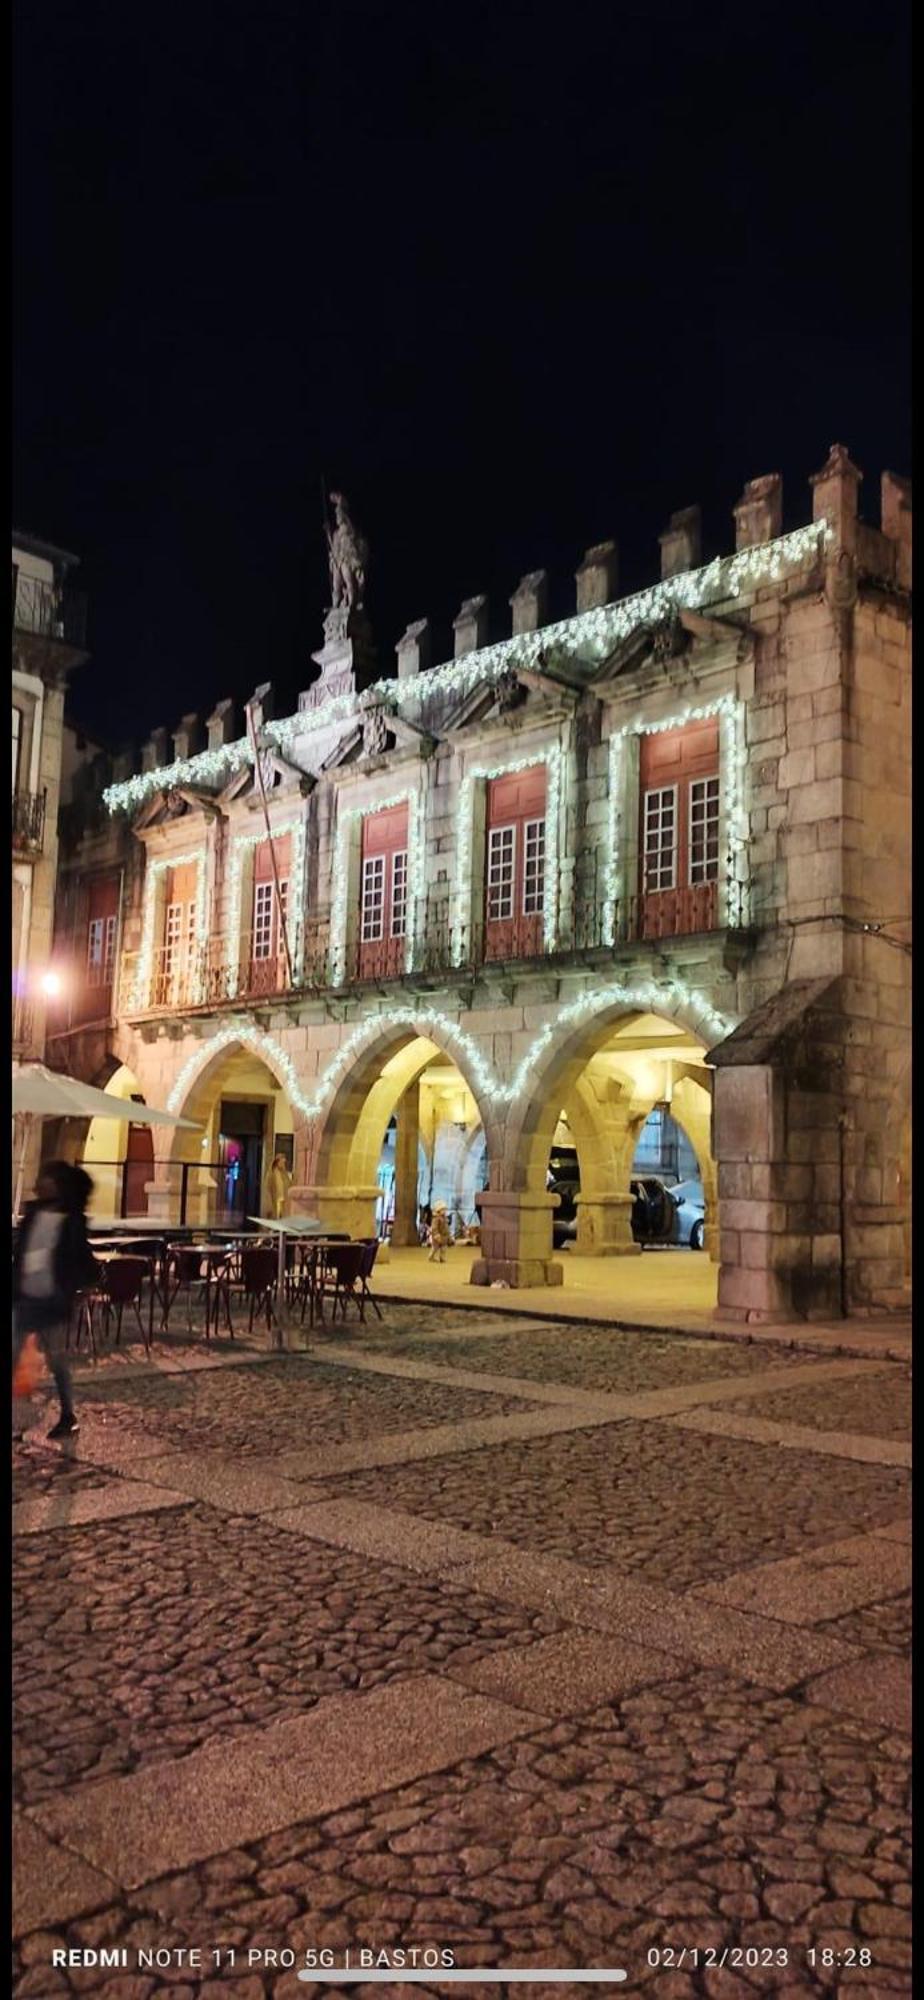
427;1201;451;1263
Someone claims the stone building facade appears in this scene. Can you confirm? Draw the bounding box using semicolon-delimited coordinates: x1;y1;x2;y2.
52;448;911;1321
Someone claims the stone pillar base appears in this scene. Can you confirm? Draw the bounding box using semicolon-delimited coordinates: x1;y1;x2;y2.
292;1184;382;1241
574;1192;640;1256
471;1257;563;1288
470;1188;561;1289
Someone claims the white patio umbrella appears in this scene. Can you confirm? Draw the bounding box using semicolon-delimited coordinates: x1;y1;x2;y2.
12;1062;200;1216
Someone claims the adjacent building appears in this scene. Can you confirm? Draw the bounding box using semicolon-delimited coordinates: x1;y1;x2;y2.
49;449;911;1320
12;532;88;1069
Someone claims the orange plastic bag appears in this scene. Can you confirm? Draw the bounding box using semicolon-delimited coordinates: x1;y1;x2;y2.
13;1332;44;1399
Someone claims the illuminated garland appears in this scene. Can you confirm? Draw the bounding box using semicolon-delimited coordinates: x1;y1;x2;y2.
225;819;307;997
329;787;425;986
604;694;748;941
165;982;736;1121
453;744;563;966
104;520;831;815
132;850;208;1010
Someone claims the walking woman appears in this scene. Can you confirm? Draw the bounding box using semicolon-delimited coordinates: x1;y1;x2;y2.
12;1162;98;1439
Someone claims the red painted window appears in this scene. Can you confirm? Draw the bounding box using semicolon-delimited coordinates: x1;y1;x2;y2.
358;803;408;979
484;765;547;962
637;720;720;939
248;835;291;993
158;862;198;1003
73;875;119;1022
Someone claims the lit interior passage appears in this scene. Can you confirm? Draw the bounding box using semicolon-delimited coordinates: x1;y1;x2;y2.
377;1055;486;1243
165;1043;296;1226
82;1063;154;1220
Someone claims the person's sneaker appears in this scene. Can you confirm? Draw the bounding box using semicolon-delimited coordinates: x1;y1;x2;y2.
46;1416;79;1440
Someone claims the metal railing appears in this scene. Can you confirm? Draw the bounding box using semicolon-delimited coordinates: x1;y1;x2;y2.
12;570;87;648
11;788;47;855
84;1160;271;1228
116;873;746;1017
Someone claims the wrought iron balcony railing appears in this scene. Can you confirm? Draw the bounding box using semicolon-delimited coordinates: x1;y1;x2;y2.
11;788;47;855
12;571;88;648
115;877;746;1020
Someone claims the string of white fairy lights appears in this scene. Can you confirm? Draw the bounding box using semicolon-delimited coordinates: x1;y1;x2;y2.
104;520;831;816
165;982;736;1122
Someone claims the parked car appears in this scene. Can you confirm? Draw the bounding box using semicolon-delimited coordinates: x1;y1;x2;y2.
548;1147;579;1249
670;1177;706;1250
630;1175;678;1247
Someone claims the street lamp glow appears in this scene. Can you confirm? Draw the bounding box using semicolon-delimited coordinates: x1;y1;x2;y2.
40;970;63;998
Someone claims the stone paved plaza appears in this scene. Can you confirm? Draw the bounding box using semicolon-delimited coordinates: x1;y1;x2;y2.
12;1306;911;1999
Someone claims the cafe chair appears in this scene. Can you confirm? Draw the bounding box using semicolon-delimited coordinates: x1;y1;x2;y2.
165;1243;214;1337
98;1256;152;1353
356;1238;384;1320
240;1246;277;1334
316;1241;367;1324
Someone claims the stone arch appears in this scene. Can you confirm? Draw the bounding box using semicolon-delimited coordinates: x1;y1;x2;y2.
302;1019;498;1242
479;999;721;1282
503;1002;720;1193
165;1031;302;1167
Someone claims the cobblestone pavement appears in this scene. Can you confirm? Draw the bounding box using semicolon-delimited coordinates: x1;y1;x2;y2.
73;1357;533;1457
12;1310;912;1998
345;1323;805;1395
717;1372;912;1441
324;1423;910;1587
13;1508;563;1805
816;1593;913;1659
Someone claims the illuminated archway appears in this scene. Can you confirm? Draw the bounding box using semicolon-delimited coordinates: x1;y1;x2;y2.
305;1022;496;1242
502;1008;719;1269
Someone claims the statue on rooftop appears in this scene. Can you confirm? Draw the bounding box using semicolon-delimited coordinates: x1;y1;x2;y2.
325;491;369;612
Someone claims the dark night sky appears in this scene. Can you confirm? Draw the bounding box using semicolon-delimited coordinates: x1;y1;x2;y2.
13;0;911;749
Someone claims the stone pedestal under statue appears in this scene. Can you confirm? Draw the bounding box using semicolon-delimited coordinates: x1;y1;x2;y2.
300;607;378;710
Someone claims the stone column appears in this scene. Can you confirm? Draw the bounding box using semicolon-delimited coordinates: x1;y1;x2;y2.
574;1192;639;1255
470;1189;562;1288
390;1081;421;1247
293;1184;382;1242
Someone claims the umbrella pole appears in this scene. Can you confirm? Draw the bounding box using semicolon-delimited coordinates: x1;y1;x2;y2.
277;1225;286;1348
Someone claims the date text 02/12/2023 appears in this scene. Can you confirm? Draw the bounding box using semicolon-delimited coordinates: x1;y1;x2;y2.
648;1948;875;1972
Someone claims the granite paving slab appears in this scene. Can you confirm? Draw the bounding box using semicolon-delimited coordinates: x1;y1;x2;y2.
28;1676;541;1889
12;1503;565;1805
446;1629;682;1716
12;1482;192;1539
667;1405;911;1468
122;1452;328;1514
19;1668;910;1990
12;1816;117;1938
805;1655;912;1734
691;1532;912;1626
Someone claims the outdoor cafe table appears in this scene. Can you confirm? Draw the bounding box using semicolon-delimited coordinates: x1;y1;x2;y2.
246;1215;327;1347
